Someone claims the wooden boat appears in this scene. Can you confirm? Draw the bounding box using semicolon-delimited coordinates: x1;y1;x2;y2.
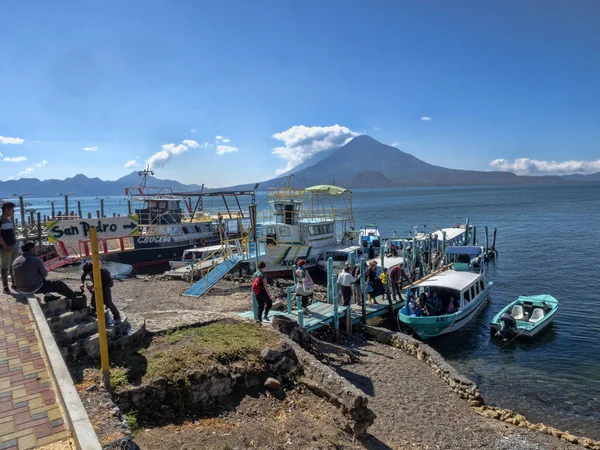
397;246;493;340
490;294;559;339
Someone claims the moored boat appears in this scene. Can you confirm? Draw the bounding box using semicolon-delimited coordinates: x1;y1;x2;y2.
398;246;493;339
490;294;559;339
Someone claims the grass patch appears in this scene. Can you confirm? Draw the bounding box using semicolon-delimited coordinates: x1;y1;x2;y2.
145;321;282;384
110;367;130;390
125;412;140;433
366;316;385;327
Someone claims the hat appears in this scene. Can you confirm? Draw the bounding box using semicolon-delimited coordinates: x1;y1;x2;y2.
22;242;35;252
383;267;388;271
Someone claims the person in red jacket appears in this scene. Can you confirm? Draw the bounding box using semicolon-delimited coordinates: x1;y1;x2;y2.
389;264;411;301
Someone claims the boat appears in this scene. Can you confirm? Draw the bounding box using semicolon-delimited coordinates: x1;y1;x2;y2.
163;245;225;279
317;245;363;272
359;224;381;256
397;246;493;339
490;294;559;339
49;168;257;268
246;183;356;276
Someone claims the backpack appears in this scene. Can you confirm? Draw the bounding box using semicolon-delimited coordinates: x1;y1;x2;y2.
252;276;262;295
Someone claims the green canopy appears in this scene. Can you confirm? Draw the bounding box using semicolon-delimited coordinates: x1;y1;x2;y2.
304;185;351;196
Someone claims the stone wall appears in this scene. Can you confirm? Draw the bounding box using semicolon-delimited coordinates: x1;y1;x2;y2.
114;335;376;438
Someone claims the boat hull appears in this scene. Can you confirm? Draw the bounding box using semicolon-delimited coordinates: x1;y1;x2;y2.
399;282;493;339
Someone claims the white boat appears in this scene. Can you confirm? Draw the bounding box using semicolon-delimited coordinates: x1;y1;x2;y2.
317;245;363;272
247;184;356;276
359;224;381;256
164;245;224;279
398;246;493;339
490;294;559;339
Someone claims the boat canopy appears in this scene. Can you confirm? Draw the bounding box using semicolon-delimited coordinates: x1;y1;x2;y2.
414;270;481;291
304;185;351;196
445;246;483;255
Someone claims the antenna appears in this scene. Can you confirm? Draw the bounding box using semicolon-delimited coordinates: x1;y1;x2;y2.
137;165;155;188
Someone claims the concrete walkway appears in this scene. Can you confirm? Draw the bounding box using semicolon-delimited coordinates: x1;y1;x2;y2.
0;295;71;450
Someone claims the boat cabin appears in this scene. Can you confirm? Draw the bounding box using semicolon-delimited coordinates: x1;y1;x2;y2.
136;198;184;225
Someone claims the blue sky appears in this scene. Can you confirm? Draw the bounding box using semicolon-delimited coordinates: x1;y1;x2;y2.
1;0;599;187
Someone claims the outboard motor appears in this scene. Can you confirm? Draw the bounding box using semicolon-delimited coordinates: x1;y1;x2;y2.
495;313;516;340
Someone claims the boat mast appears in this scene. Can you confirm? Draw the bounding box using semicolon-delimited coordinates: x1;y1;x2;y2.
137;166;155;189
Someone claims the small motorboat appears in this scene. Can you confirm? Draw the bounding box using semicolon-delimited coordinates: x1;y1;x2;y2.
490;294;559;339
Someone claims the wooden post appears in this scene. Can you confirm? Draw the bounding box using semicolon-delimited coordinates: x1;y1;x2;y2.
463;216;470;245
330;257;339;342
89;228;111;393
51;202;55;219
492;228;497;253
360;259;367;324
296;294;304;327
96;210;100;218
485;226;489;254
472;226;477;246
100;199;104;217
113;212;116;217
127;201;132;215
36;212;42;249
349;250;356;267
345;306;352;333
58;211;62;218
77;201;82;218
64;195;69;218
19;196;26;238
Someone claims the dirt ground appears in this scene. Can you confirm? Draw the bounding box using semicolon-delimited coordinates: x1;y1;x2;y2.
133;387;362;450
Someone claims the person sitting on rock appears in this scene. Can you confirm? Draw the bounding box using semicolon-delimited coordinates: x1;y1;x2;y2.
12;242;76;299
80;262;121;325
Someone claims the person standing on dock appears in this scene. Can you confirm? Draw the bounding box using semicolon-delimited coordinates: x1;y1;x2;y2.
351;264;362;306
81;262;122;325
379;268;391;301
337;266;356;307
0;202;18;293
295;260;314;315
252;261;272;322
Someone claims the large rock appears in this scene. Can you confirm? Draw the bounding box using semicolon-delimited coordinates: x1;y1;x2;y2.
264;377;282;390
261;347;282;361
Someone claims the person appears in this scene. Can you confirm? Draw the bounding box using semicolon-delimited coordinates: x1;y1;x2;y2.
418;293;429;316
408;293;421;316
379;268;391;301
392;231;397;237
252;261;272;322
295;260;313;315
351;264;362;306
367;261;380;304
81;262;121;324
337;266;356;306
0;202;18;293
13;242;76;298
447;296;457;314
426;291;444;316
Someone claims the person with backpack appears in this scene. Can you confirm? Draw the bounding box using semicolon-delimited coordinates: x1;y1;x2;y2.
252;261;272;322
80;262;121;325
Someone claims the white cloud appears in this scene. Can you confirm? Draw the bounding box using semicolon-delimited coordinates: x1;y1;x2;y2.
390;141;400;147
3;156;27;163
182;139;200;148
35;160;47;167
19;167;33;176
124;160;137;169
83;146;99;151
421;116;432;121
490;158;600;175
216;145;239;155
0;136;25;145
272;124;359;174
147;143;189;168
190;128;196;134
215;135;225;141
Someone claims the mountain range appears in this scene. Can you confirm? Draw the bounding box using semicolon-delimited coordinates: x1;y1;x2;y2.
0;136;597;196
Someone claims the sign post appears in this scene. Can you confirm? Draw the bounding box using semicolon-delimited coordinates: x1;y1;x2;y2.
248;204;259;321
89;228;111;393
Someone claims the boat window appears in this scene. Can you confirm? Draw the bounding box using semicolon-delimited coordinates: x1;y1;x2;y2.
464;289;471;302
279;226;291;237
195;225;201;233
471;285;476;299
182;226;189;234
479;280;485;291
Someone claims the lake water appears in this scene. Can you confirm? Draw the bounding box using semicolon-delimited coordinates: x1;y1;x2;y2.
20;184;600;439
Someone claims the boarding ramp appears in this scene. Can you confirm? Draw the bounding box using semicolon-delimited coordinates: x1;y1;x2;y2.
182;239;246;297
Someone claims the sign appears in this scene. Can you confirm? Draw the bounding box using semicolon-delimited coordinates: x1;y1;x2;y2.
46;216;139;243
134;235;174;248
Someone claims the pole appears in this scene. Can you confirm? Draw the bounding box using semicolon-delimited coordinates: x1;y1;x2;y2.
100;199;105;218
36;212;42;249
64;195;69;218
19;196;26;238
51;202;55;219
89;228;111;393
472;226;477;246
77;201;82;218
360;259;367;324
492;228;497;253
127;200;132;215
463;217;470;245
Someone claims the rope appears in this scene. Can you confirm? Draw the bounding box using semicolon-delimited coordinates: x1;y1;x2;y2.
497;328;526;349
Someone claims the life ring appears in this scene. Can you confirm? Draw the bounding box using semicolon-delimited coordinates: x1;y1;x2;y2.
199;237;206;246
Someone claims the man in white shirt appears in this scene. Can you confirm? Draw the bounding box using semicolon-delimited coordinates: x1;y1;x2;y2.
337;266;357;306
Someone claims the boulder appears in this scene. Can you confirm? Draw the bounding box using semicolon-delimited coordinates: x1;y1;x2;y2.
264;377;282;390
261;347;282;362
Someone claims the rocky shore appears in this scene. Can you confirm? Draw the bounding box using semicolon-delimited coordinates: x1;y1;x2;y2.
48;270;599;449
